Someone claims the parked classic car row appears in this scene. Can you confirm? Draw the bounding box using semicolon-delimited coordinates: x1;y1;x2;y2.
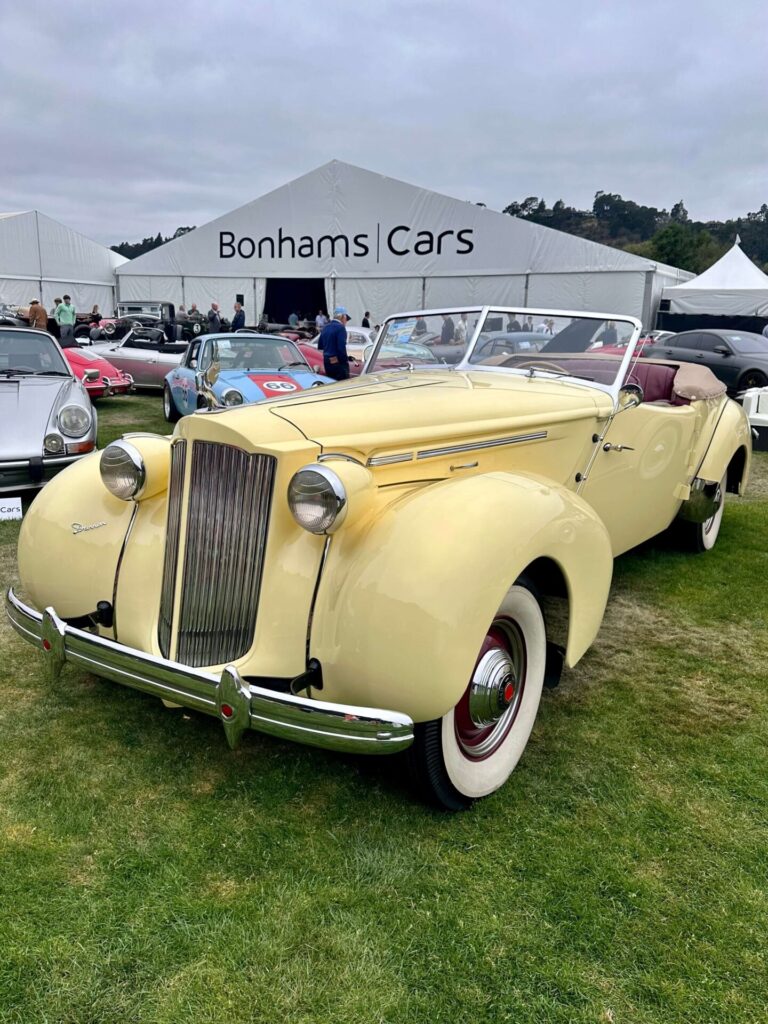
5;305;751;811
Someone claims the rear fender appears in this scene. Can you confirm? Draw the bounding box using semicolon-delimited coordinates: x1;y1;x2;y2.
311;471;613;723
697;399;751;494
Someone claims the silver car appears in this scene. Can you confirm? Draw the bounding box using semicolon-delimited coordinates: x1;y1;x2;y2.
0;328;98;494
88;327;188;388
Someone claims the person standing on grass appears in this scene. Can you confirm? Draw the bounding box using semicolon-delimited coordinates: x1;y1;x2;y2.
55;294;77;346
319;306;351;381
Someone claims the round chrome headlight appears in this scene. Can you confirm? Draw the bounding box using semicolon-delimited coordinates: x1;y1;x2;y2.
287;465;347;534
100;440;146;500
58;404;91;437
221;388;244;407
44;433;64;454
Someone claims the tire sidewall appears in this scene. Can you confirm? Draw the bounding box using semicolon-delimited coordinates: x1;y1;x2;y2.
699;472;726;551
439;584;546;800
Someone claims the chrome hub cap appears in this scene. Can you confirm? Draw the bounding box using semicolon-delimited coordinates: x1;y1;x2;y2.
455;620;526;761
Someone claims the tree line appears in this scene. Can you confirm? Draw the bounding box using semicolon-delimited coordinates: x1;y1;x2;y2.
111;194;768;275
111;225;195;260
502;193;768;274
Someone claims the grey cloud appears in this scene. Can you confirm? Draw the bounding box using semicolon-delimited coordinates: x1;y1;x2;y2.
1;0;766;246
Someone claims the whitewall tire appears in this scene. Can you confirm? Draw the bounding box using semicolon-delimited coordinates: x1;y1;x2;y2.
409;582;546;810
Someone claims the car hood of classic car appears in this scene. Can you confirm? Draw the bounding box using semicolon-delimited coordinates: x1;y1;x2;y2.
218;368;615;458
63;346;127;382
0;375;82;459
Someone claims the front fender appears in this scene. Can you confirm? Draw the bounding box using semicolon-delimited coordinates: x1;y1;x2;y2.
311;472;613;723
697;398;751;493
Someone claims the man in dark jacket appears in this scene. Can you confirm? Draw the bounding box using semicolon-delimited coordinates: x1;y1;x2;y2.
441;314;455;344
231;302;245;331
207;303;221;333
319;306;350;380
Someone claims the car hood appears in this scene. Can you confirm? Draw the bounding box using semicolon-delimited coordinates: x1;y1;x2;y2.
249;369;612;457
0;376;80;459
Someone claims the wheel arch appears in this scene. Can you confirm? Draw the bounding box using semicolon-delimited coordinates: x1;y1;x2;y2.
697;400;752;496
311;471;613;723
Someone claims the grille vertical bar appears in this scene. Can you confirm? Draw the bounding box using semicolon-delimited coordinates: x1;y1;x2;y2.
175;441;276;667
158;439;186;658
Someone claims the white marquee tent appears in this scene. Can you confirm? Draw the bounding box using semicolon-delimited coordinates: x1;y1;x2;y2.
116;161;690;324
0;211;126;312
662;238;768;316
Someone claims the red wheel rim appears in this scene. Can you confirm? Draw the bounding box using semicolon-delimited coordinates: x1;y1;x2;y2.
454;618;526;761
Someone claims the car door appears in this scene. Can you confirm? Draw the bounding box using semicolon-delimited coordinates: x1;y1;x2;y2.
580;400;699;556
694;333;741;389
108;334;161;386
168;339;202;415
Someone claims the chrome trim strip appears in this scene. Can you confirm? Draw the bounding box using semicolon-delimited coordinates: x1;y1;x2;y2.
318;452;366;466
367;452;414;467
5;588;414;755
1;455;82;469
416;431;548;461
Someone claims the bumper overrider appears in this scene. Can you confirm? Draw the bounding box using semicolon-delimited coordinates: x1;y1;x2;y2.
5;588;414;755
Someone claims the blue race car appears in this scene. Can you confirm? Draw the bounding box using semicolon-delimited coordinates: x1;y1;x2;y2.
163;333;332;420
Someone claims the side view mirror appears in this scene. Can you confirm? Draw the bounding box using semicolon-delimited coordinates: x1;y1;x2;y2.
713;345;730;356
617;383;643;411
83;368;100;383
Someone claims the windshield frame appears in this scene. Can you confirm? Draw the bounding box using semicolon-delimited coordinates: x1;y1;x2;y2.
365;305;643;403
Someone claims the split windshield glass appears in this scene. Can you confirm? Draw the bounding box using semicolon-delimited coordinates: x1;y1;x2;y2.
366;309;638;388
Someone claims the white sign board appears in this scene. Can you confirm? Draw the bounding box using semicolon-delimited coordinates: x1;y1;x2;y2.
0;497;22;521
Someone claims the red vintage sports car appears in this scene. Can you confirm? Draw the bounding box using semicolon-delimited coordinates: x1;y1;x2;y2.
61;344;134;400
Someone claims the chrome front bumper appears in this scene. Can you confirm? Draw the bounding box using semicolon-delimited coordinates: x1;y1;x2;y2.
5;588;414;755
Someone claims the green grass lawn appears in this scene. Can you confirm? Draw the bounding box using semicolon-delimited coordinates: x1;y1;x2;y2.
1;399;766;1023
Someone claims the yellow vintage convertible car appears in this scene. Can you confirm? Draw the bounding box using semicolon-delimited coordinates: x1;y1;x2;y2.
6;306;751;810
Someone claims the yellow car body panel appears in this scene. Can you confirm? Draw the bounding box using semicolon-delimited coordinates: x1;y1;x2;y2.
311;470;613;722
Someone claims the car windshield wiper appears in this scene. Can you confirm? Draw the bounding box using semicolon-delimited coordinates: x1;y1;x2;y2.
34;370;71;376
278;361;307;370
0;368;35;376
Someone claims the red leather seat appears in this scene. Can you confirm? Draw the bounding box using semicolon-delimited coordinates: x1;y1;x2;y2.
624;361;688;405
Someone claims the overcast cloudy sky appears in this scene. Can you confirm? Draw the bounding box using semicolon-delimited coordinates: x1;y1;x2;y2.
2;0;766;247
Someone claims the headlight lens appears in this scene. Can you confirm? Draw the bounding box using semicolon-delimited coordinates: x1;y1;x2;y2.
58;404;91;437
222;388;244;407
287;466;347;534
100;440;146;500
44;433;64;454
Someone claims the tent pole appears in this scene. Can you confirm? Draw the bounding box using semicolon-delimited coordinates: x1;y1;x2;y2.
524;273;529;307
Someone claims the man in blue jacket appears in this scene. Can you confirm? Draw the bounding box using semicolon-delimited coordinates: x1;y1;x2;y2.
231;302;245;331
319;306;351;380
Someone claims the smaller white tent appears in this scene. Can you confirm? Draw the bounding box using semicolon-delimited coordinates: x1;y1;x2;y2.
662;238;768;316
0;211;126;312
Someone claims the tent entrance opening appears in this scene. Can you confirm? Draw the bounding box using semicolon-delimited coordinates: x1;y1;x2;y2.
264;278;327;325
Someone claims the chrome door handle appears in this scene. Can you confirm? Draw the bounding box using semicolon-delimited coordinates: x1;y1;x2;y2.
603;443;634;452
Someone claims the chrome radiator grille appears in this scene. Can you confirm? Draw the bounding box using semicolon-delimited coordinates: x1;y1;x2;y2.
158;439;186;659
158;440;276;667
